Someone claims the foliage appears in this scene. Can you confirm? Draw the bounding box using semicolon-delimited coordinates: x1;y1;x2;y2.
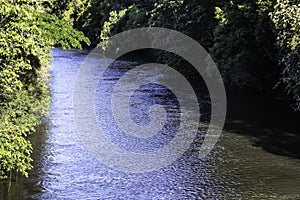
270;0;300;110
0;91;38;179
60;0;90;25
99;8;128;43
61;0;129;46
124;4;147;30
0;0;90;180
147;0;219;66
210;0;278;88
57;0;300;109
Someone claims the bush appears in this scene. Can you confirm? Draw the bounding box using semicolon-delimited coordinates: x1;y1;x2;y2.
0;0;90;180
270;0;300;110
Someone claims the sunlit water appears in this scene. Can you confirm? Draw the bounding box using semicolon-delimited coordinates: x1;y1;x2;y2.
1;48;300;199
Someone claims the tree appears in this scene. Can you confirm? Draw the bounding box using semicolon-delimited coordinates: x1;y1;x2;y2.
270;0;300;110
210;0;279;89
0;0;89;180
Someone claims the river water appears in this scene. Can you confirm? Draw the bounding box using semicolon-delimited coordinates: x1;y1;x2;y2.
1;48;300;199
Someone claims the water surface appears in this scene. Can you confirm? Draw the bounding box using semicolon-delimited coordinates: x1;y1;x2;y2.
1;48;299;199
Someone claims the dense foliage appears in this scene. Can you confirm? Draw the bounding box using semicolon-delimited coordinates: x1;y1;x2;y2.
270;0;300;110
0;0;89;180
51;0;299;109
211;0;278;89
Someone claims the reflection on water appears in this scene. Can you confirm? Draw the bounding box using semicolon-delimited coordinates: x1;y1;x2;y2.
1;48;300;199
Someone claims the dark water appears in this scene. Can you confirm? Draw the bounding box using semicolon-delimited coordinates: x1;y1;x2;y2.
1;48;300;199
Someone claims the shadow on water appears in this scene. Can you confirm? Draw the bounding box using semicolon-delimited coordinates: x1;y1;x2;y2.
125;50;300;160
225;86;300;160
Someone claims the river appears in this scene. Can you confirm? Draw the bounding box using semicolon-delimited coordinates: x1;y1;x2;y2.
1;48;300;199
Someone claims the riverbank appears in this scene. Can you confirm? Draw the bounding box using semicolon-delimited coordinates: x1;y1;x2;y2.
0;1;90;181
225;86;300;159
